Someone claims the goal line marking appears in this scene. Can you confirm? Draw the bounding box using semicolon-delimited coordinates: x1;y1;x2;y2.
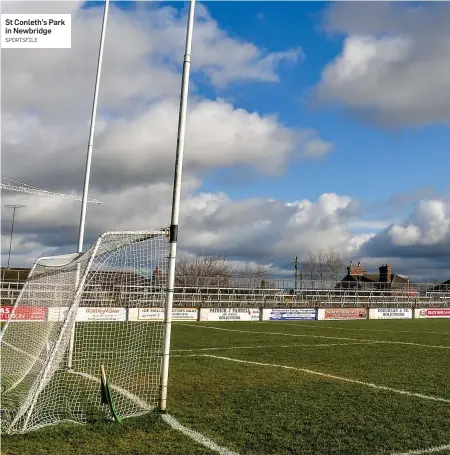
391;442;450;455
162;413;240;455
202;354;450;404
178;324;450;350
269;322;449;336
64;371;240;455
68;370;151;410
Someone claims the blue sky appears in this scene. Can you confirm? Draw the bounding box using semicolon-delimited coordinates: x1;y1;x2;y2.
3;1;450;279
78;1;450;211
198;2;450;204
124;1;449;208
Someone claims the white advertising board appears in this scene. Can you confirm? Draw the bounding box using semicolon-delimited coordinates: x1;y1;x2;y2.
369;308;412;320
414;308;450;318
262;308;316;321
48;307;127;322
76;307;127;322
200;308;260;322
128;307;198;321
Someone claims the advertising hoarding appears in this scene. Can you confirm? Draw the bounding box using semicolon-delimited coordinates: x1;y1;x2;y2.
263;308;316;321
201;308;260;322
76;307;127;322
1;305;46;321
318;308;367;320
414;308;450;318
128;307;198;321
369;308;412;320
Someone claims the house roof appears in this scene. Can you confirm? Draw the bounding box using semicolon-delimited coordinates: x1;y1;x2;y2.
433;279;450;291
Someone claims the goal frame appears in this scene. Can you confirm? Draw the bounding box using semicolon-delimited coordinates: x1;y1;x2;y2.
1;229;169;434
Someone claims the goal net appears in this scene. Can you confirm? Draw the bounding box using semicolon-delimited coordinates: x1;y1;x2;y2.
0;229;169;434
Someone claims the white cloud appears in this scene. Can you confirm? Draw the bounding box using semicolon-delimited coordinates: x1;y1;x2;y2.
387;200;450;246
315;3;450;126
0;1;334;269
2;2;449;282
1;2;325;195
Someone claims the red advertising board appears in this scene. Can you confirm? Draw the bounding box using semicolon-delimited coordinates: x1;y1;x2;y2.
418;308;450;318
0;306;46;321
324;308;367;320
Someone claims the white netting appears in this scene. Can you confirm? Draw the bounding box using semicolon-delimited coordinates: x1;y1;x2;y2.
0;229;169;434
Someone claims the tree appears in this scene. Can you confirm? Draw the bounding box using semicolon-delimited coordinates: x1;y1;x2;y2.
175;254;233;287
302;252;318;281
230;262;270;288
301;249;344;282
324;249;345;281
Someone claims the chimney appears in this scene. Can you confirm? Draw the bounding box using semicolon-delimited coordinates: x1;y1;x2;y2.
347;261;365;276
379;264;392;283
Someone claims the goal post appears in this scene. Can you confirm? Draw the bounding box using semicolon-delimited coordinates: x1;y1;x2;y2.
0;229;169;434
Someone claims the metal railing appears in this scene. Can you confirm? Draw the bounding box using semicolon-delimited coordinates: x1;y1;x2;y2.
1;280;449;309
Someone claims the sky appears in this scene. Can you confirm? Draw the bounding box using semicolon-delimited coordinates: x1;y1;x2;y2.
1;1;450;282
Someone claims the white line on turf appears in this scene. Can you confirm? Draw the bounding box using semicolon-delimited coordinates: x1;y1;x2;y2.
171;341;383;353
68;372;240;455
69;370;150;409
391;442;450;455
202;354;450;404
268;322;449;336
1;341;45;363
162;413;240;455
178;324;450;349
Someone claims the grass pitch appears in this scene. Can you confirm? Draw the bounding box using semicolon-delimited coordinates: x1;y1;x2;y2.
2;319;450;455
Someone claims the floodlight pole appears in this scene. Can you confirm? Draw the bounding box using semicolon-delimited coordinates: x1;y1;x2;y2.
160;0;196;411
4;204;26;270
68;0;109;370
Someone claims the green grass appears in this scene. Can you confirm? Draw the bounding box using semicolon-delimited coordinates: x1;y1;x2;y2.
2;319;450;455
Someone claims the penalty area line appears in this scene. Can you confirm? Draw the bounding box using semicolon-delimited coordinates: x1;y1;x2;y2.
202;354;450;404
391;442;450;455
162;413;240;455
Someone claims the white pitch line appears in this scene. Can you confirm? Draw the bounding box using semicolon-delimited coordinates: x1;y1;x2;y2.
269;322;450;336
179;324;450;349
1;341;45;364
172;341;384;353
203;354;450;404
391;442;450;455
162;413;240;455
68;370;150;410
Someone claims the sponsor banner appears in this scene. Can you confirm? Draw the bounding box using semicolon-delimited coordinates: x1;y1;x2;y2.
369;308;412;320
77;307;127;322
205;308;260;322
0;306;12;321
263;308;316;321
415;308;450;319
128;307;198;321
318;308;367;320
1;305;46;321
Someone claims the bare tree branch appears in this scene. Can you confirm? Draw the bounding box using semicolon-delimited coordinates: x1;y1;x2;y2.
175;254;232;287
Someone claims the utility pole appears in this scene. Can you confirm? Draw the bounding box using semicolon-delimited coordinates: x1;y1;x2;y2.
294;256;299;291
4;204;26;269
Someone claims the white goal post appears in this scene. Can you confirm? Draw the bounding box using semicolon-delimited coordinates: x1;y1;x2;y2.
0;229;169;434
